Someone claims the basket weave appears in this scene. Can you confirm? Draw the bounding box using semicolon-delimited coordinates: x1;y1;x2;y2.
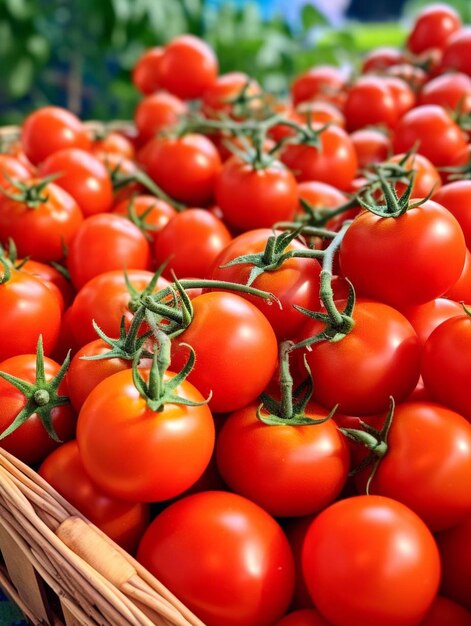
0;447;206;626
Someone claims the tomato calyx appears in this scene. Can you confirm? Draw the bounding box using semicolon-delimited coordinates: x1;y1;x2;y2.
340;397;395;493
0;335;71;442
358;168;430;218
120;195;160;241
132;330;210;412
440;155;471;182
0;257;12;285
0;174;59;209
258;340;336;426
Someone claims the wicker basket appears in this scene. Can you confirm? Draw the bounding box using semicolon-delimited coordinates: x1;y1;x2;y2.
0;447;206;626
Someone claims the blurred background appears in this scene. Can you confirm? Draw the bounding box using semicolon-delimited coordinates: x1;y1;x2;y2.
0;0;469;124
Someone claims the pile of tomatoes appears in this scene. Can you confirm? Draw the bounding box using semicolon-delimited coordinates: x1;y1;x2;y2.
2;3;471;625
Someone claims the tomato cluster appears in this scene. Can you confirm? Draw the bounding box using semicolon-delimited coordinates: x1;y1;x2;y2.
2;5;471;625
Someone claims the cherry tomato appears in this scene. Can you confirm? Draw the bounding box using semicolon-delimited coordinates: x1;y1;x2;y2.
291;66;346;107
419;72;471;113
134;92;187;143
350;128;391;169
90;130;135;161
400;297;464;345
0;154;31;188
202;71;261;117
419;596;471;626
440;27;471;77
344;76;399;131
433;180;471;247
132;47;163;95
362;47;405;73
407;4;461;54
436;513;471;611
113;194;176;244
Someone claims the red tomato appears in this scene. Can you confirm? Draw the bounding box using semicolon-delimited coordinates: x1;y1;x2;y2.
291;66;346;107
419;596;471;626
90;130;135;161
407;4;461;54
137;491;295;626
350;128;391;169
132;47;163;95
18;258;75;311
436;513;471;611
134;92;187;143
274;609;332;626
21;106;91;165
400;297;464;345
339;200;466;308
113;194;176;244
77;367;215;502
209;229;321;339
433;180;471;247
39;148;113;216
419;72;471;113
0;154;31;188
393;105;468;167
215;156;298;231
153;208;232;279
170;292;278;413
157;35;218;100
296;300;421;415
344;76;399;131
302;495;441;626
143;133;222;206
387;153;441;199
202;71;261;117
0;351;76;464
39;441;149;553
445;248;471;302
298;180;348;212
362;47;405;73
67;213;152;290
440;27;471;77
383;76;416;117
216;402;349;517
422;313;471;421
281;124;357;190
297;100;346;129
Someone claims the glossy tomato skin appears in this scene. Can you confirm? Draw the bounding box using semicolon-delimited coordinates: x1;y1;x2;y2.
91;130;135;161
170;292;278;413
274;609;332;626
39;441;150;553
291;66;346;107
436;513;471;611
134;92;187;143
137;491;295;626
360;402;471;531
281;125;357;191
407;3;461;54
433;180;471;247
113;195;177;244
350;128;391;169
38;148;113;217
77;367;215;502
143;134;222;206
400;298;464;345
21;106;91;165
440;27;471;77
0;181;83;262
216;402;350;517
444;249;471;302
18;258;76;311
297;300;421;416
209;229;321;339
202;72;261;117
132;47;163;95
339;201;466;308
215;157;298;232
302;495;441;626
0;154;31;188
386;153;441;199
153;208;232;279
419;596;471;626
0;353;76;464
361;47;405;73
67;213;152;290
422;314;471;422
344;76;398;131
418;72;471;113
0;270;62;360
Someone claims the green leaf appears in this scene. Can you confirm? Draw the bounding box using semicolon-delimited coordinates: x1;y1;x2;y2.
7;56;33;97
301;3;329;30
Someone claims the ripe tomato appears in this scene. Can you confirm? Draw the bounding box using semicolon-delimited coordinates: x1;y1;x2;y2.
344;76;399;131
419;596;471;626
350;128;391;169
21;106;91;165
297;100;346;129
0;154;31;188
291;65;346;107
157;35;218;100
90;130;135;161
419;72;471;113
132;47;163;95
361;47;405;73
134;92;187;143
339;200;466;308
302;495;441;626
216;401;350;517
386;153;441;199
77;366;215;502
400;297;464;345
433;180;471;247
113;194;176;244
440;27;471;77
296;300;421;415
297;180;348;213
18;258;75;311
143;133;222;206
137;491;295;626
67;213;152;290
38;148;113;216
215;156;298;231
153;208;232;279
170;292;278;413
39;441;149;553
444;249;471;302
436;513;471;611
202;71;261;117
407;4;461;54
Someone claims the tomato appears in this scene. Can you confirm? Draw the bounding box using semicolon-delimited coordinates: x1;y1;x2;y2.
67;213;152;290
274;609;332;626
291;66;346;107
419;596;471;626
99;152;143;204
302;495;441;626
113;194;176;244
383;76;416;117
350;128;391;169
433;180;471;247
143;133;222;206
298;180;348;212
419;72;471;113
296;300;421;415
339;200;466;308
0;268;62;360
132;47;163;95
134;92;187;143
407;4;461;54
170;292;278;413
153;208;232;279
0;154;31;188
362;47;405;73
216;401;349;517
386;153;441;199
400;297;464;345
69;269;167;347
21;106;91;165
90;130;135;161
137;491;295;626
393;105;468;167
385;63;428;91
281;124;357;191
344;76;399;131
0;180;83;262
436;513;471;611
445;248;471;302
209;229;321;340
77;366;215;502
422;313;471;422
18;258;76;311
202;71;261;117
38;148;113;217
440;27;471;77
39;441;149;553
215;156;298;231
0;351;76;464
297;100;346;129
157;35;218;100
